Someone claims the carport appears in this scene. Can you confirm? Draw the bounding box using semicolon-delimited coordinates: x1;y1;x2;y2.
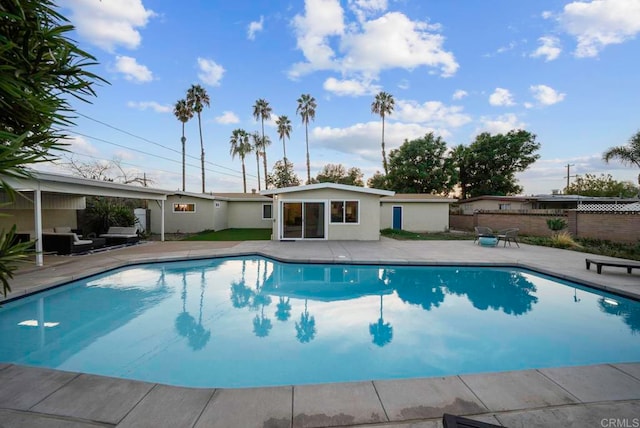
1;170;170;266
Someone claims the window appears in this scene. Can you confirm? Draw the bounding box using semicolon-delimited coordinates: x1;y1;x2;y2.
330;200;358;223
173;203;195;212
498;203;511;210
262;203;273;219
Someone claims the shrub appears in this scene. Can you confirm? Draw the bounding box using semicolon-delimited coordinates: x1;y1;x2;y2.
550;231;581;249
546;218;567;231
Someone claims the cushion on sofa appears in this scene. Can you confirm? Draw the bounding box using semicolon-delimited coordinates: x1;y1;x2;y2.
54;226;72;233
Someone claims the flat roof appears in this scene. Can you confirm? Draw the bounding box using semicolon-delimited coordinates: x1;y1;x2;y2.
381;194;457;203
261;182;395;196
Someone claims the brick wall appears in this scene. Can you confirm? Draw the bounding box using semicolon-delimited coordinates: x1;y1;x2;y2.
449;214;474;231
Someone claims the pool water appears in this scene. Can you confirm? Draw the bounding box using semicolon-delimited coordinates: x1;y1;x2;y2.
1;256;639;388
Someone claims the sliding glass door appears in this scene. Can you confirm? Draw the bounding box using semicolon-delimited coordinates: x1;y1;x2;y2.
282;202;325;239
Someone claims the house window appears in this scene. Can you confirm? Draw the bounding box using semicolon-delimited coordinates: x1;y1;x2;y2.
498;203;511;210
262;203;273;220
173;203;195;213
330;200;359;223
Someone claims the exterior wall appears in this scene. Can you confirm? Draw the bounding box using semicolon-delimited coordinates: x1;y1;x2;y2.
0;192;86;210
228;201;272;229
461;199;530;214
449;214;474;231
380;202;450;232
473;212;564;236
568;211;640;244
274;188;381;240
213;200;228;231
150;195;215;234
0;210;77;235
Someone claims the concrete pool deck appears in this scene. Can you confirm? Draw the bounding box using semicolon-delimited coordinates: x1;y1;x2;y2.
1;239;639;427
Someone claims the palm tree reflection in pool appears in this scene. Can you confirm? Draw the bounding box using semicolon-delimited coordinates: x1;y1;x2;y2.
252;259;273;337
187;271;211;351
175;272;196;339
369;294;393;347
295;299;316;343
275;297;292;321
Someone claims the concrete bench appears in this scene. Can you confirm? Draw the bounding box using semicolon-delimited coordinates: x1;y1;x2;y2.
585;258;640;275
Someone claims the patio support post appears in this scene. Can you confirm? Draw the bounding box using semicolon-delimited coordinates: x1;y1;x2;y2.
160;199;165;241
34;185;44;266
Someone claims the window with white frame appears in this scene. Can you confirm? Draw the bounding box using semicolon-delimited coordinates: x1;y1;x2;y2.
173;203;196;213
262;203;273;219
498;203;511;210
330;200;359;223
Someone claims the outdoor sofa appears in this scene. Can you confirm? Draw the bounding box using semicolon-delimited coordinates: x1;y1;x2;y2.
42;233;105;255
99;226;140;245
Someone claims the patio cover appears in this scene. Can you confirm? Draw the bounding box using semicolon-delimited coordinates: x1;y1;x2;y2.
1;170;171;266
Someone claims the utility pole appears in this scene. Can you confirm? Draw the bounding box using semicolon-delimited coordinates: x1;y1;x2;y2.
565;164;576;190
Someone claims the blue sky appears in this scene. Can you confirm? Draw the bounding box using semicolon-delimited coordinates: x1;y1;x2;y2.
40;0;640;195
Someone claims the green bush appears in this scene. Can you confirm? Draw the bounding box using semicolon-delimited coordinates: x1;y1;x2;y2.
546;218;567;231
85;197;136;234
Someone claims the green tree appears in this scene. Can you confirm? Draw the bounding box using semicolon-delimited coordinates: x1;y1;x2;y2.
173;99;193;192
268;159;300;188
229;129;253;193
386;133;457;194
313;164;364;186
367;171;390;190
250;132;262;191
455;130;541;199
296;93;317;184
371;91;395;174
564;173;639;197
186;84;210;193
275;115;292;170
252;99;272;189
0;0;104;295
603;130;640;187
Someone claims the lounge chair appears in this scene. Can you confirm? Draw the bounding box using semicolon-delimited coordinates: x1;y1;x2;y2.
99;226;140;245
474;226;494;244
497;228;520;247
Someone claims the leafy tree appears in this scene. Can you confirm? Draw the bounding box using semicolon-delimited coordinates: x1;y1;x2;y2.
603;130;640;187
0;0;104;295
252;99;272;189
250;132;262;191
313;164;364;186
275;115;292;170
267;159;300;188
173;99;193;191
371;91;395;174
367;171;390;190
229;129;252;193
85;197;136;235
386;133;457;194
564;173;639;197
454;130;541;199
296;93;317;184
186;84;210;193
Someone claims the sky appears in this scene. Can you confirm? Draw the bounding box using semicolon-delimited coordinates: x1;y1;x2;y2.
38;0;640;195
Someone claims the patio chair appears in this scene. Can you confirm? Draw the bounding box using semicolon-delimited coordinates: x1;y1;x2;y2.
473;226;494;244
497;228;520;247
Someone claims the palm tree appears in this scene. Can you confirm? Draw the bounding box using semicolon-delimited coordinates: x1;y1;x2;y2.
252;99;272;189
371;91;395;175
229;129;253;193
275;115;292;170
186;84;210;193
603;131;640;188
251;132;262;191
173;99;193;192
296;93;317;184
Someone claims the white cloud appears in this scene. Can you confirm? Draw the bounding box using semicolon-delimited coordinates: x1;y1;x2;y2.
489;88;515;106
349;0;388;22
114;56;153;83
530;84;566;106
65;135;99;156
215;111;240;124
541;11;554;19
323;77;380;96
477;114;526;135
531;36;562;61
59;0;155;52
290;2;458;80
247;16;264;40
559;0;640;58
127;101;171;113
197;58;225;86
397;79;410;90
452;89;468;100
395;100;472;128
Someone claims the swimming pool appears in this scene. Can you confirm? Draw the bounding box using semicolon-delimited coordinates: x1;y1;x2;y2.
1;256;638;388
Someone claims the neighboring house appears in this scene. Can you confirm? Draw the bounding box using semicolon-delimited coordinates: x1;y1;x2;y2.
380;194;454;232
148;191;273;234
459;194;639;214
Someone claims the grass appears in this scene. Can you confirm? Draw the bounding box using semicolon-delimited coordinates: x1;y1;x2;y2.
381;228;474;241
182;228;271;241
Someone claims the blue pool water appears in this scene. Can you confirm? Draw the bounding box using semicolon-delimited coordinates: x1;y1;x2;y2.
1;256;639;388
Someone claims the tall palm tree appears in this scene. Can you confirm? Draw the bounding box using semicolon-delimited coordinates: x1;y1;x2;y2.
251;132;262;191
173;99;193;192
296;93;317;184
229;129;253;193
252;99;272;189
275;115;292;170
371;91;395;175
603;131;640;187
186;84;210;193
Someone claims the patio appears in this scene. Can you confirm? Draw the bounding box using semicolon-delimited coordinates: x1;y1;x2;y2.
1;240;639;427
